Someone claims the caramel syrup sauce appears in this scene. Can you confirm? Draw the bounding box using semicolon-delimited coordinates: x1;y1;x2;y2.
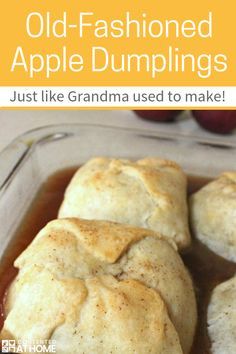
0;170;236;354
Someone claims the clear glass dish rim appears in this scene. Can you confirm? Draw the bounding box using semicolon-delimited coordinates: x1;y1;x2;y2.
0;122;235;192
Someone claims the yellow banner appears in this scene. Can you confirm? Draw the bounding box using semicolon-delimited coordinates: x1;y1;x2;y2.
1;0;235;86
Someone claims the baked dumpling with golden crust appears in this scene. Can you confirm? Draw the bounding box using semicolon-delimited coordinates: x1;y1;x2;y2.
58;157;191;249
190;172;236;262
1;219;197;354
207;275;236;354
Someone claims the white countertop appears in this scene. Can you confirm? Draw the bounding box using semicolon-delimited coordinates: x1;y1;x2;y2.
0;110;235;152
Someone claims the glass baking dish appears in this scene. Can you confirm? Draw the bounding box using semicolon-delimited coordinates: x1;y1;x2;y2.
1;122;236;354
0;122;236;261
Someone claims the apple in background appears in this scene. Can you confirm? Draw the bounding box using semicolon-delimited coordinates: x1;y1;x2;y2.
192;110;236;134
134;110;181;122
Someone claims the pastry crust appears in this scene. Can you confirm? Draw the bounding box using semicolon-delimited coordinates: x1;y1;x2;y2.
207;276;236;354
1;218;196;354
58;157;190;249
190;172;236;262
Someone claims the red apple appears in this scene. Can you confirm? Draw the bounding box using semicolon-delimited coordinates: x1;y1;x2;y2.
192;110;236;134
134;110;181;122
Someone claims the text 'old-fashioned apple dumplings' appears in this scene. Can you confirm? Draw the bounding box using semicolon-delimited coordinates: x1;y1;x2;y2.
207;275;236;354
1;219;197;354
190;172;236;262
58;157;191;249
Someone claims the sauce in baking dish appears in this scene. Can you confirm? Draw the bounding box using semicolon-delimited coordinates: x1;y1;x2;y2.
0;169;236;353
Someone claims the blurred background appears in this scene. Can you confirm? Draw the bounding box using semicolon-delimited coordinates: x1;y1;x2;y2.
0;110;235;152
